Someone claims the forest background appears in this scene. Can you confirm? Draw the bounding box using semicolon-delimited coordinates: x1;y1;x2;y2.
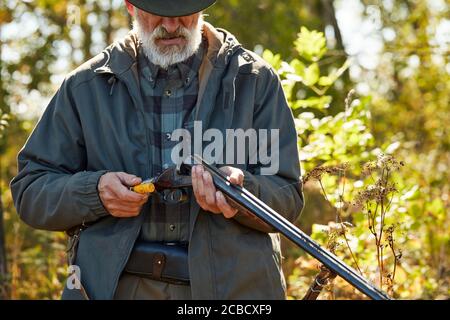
0;0;448;299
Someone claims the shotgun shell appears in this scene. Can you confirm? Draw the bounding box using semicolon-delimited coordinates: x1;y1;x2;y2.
130;180;156;194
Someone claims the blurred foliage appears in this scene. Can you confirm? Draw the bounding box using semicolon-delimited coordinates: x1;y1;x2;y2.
206;0;345;59
0;0;448;299
263;10;449;299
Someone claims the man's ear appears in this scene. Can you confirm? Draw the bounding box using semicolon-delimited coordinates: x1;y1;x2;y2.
125;0;134;16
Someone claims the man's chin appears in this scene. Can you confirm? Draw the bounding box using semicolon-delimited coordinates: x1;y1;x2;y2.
156;46;186;57
154;43;187;56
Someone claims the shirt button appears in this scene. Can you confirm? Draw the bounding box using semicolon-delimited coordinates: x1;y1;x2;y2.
165;89;172;97
169;224;176;231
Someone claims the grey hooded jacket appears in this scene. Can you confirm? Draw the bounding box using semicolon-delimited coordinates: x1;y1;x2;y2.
10;23;304;299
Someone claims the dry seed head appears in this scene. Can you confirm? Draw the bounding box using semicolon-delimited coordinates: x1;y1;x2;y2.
377;154;403;171
362;161;378;176
354;181;397;206
362;155;404;177
303;163;349;184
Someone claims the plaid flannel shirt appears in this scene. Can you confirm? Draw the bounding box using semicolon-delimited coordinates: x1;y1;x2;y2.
137;38;206;243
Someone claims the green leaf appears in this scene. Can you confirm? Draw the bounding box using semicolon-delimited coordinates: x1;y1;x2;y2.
303;63;319;86
294;27;327;62
318;76;333;86
285;73;303;83
291;96;332;110
262;49;282;70
290;59;306;78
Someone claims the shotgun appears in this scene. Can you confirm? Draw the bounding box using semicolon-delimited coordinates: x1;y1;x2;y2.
181;155;391;300
132;154;391;300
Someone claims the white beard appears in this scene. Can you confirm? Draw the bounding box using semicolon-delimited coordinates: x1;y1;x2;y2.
133;14;203;69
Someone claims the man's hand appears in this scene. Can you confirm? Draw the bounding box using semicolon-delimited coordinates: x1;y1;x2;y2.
191;165;244;218
98;172;149;218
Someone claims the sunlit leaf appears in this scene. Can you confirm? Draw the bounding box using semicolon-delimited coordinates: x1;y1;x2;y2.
302;63;319;86
318;76;333;86
292;96;332;110
294;27;327;62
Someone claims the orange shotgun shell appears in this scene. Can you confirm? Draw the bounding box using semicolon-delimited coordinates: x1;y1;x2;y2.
131;180;156;194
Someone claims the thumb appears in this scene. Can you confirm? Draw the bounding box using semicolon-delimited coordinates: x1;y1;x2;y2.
219;166;244;186
228;169;244;186
116;172;142;187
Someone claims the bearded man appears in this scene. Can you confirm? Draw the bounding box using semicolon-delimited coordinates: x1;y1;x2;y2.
10;0;304;300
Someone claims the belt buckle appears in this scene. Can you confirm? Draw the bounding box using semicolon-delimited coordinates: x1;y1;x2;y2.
161;188;189;204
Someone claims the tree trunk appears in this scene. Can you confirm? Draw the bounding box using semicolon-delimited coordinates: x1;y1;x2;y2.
320;0;346;52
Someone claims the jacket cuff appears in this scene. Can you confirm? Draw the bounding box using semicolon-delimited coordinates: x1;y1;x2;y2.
233;169;276;233
85;170;109;218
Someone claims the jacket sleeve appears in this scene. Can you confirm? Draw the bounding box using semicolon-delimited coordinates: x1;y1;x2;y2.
10;77;110;232
233;66;304;233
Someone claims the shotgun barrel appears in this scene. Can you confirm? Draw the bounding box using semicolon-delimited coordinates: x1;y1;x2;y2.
181;155;391;300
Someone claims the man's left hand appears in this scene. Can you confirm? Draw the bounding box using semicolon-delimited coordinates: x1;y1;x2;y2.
191;165;244;218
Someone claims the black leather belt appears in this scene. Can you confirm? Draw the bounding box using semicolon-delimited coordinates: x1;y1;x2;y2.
124;241;189;286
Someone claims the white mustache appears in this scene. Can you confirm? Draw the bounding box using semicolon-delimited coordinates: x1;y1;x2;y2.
153;26;190;40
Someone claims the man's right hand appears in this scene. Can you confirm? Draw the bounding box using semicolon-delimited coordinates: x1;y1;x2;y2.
98;172;149;218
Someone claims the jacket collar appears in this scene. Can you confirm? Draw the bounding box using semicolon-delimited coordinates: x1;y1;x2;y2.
93;22;245;77
94;30;140;76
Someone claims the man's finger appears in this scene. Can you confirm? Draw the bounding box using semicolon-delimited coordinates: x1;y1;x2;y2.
138;195;149;205
203;170;217;206
193;167;212;212
110;194;148;205
195;166;206;199
216;191;238;218
116;185;147;202
192;166;199;196
117;172;142;187
201;203;221;214
228;170;244;186
192;166;204;204
219;166;232;176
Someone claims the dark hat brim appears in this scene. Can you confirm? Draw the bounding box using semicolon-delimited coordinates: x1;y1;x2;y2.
127;0;216;17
